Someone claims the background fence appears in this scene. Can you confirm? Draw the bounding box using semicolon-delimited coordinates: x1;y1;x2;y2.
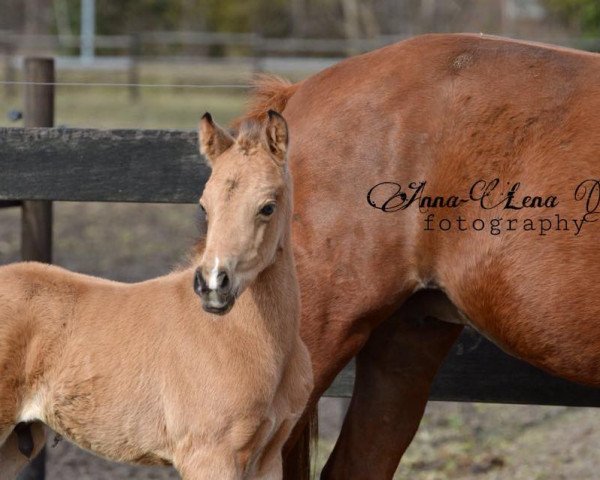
3;30;600;102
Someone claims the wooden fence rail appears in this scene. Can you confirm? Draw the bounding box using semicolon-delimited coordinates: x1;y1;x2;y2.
0;30;393;56
2;125;600;409
2;30;599;59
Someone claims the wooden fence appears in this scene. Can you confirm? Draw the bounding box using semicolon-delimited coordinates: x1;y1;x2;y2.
0;30;403;57
3;123;600;406
2;30;600;101
3;58;600;480
0;30;405;100
2;30;599;60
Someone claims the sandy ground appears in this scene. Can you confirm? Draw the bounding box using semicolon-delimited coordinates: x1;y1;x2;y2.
1;203;598;480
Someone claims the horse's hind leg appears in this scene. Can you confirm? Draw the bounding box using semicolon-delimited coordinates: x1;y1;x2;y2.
321;309;462;479
0;423;46;480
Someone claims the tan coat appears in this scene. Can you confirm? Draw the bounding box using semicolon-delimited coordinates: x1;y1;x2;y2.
0;112;312;480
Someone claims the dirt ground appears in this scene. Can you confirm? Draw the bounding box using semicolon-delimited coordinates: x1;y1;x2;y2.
0;203;598;479
41;402;600;480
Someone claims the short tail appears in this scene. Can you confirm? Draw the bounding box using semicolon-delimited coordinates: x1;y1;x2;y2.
230;74;300;130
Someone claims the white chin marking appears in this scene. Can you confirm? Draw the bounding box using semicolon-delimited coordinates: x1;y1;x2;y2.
208;257;220;290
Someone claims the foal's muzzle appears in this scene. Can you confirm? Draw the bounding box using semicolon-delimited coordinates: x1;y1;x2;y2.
194;267;235;315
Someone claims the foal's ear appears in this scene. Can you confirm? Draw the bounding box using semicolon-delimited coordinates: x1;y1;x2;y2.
199;112;235;166
264;110;288;164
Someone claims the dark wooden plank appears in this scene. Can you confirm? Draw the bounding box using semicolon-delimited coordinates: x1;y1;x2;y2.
326;328;600;406
0;200;21;208
0;127;209;203
430;328;600;406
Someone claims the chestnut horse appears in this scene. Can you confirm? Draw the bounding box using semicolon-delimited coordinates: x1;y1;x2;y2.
228;34;600;478
0;111;312;479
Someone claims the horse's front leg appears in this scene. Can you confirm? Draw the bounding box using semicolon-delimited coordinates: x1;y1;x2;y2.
321;311;463;480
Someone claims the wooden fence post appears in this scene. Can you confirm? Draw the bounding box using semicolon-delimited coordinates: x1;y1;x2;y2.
251;34;264;74
3;40;16;99
17;57;54;480
128;33;141;103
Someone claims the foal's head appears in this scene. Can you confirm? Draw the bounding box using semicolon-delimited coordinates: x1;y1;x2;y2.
194;110;291;315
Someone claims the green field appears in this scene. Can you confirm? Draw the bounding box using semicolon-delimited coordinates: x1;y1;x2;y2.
0;62;261;130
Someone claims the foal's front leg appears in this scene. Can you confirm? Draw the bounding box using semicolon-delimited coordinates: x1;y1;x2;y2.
252;418;296;480
0;422;46;480
175;445;242;480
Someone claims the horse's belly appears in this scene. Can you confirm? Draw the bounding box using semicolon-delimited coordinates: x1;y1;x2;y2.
457;295;600;386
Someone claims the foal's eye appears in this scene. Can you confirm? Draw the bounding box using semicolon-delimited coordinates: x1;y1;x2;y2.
259;203;276;217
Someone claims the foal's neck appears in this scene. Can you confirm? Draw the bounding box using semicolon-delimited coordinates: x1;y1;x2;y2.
248;221;299;329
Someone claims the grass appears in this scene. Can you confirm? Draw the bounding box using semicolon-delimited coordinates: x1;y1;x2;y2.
0;62;260;129
1;86;247;130
0;60;311;130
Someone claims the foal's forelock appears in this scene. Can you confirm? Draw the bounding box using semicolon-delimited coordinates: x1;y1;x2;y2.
234;120;271;156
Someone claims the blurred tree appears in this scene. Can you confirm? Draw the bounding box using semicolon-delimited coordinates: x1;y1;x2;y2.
203;0;290;36
544;0;600;35
23;0;53;34
54;0;74;37
60;0;290;37
7;0;577;44
342;0;379;38
290;0;308;36
0;0;25;31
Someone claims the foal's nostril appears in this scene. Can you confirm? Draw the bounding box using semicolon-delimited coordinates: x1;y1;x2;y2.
217;271;230;294
194;268;209;295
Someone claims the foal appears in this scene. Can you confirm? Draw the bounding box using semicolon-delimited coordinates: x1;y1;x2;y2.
0;110;312;479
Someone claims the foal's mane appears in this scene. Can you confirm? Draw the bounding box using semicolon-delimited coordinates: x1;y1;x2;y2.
192;74;300;258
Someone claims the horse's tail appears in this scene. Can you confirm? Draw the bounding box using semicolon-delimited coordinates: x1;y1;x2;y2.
284;404;318;480
230;74;301;131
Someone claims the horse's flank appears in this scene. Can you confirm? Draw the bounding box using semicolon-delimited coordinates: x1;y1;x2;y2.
255;32;600;386
231;33;600;477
